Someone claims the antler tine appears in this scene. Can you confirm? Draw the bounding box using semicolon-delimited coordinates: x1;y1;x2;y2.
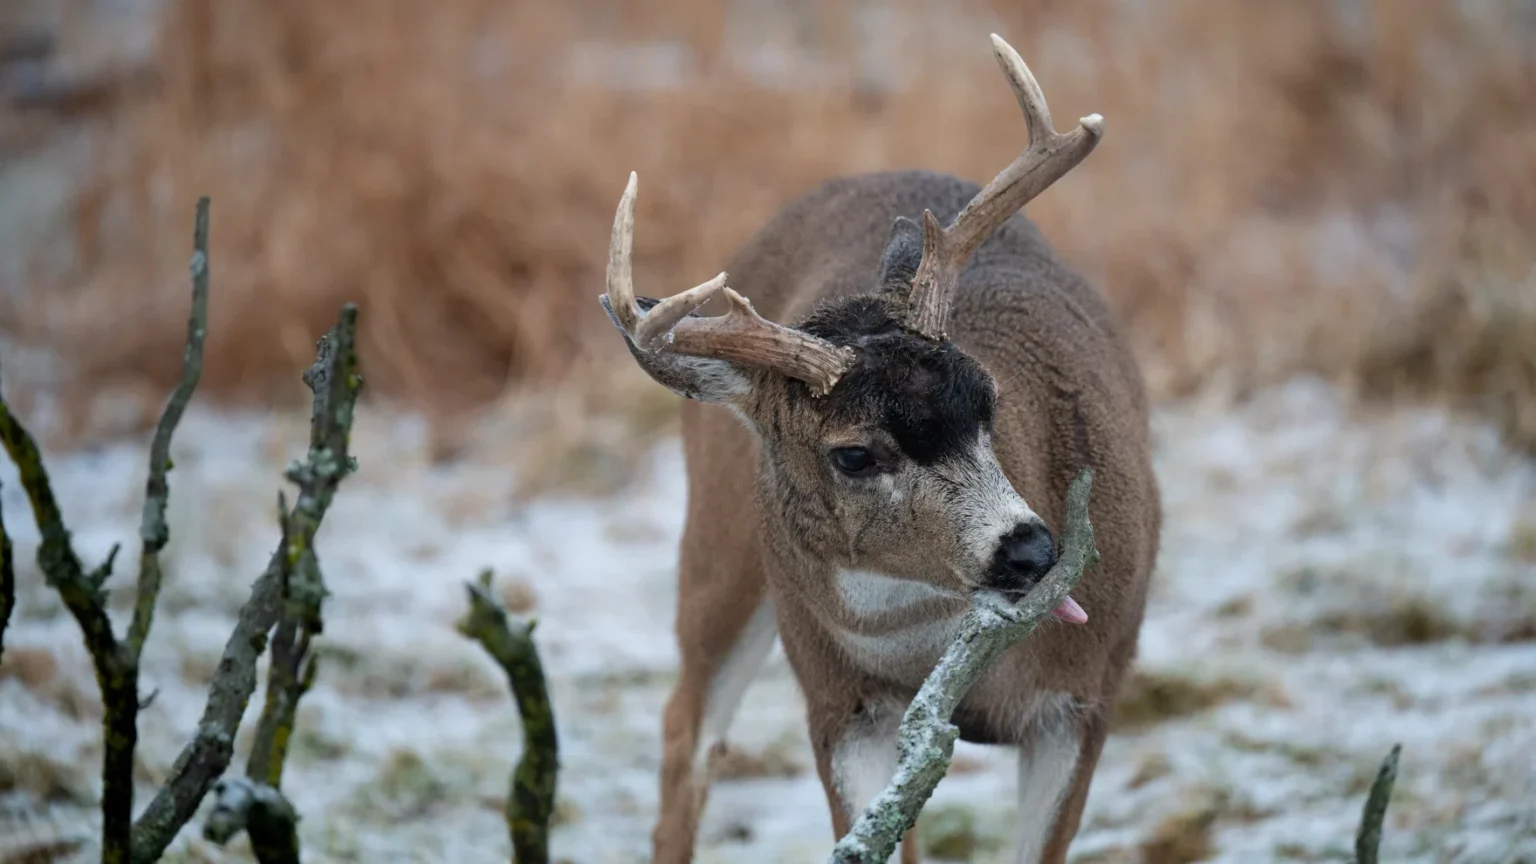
667;288;857;397
604;172;729;350
605;171;644;336
904;33;1105;341
994;33;1055;146
600;172;857;397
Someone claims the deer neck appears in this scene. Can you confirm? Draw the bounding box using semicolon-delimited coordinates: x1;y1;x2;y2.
765;532;972;685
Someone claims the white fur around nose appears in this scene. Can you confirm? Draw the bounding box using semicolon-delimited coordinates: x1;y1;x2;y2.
955;437;1040;573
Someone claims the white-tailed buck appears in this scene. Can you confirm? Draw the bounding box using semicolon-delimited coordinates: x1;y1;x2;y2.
599;33;1159;864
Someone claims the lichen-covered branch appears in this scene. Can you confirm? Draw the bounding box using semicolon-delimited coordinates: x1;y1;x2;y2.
458;570;560;864
131;547;284;864
203;777;301;864
1353;743;1402;864
0;368;106;670
148;304;361;864
243;305;358;787
830;468;1099;864
0;479;13;664
128;195;210;662
242;303;360;790
0;197;213;864
1;335;132;864
244;499;320;789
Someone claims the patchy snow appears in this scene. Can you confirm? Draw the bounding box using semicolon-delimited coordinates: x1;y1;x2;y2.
2;376;1535;863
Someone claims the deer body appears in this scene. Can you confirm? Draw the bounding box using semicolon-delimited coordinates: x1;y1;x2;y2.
600;36;1159;864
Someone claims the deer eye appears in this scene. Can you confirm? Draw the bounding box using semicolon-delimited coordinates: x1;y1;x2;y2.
830;446;878;477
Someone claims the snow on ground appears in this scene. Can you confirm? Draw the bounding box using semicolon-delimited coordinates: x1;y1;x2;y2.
2;377;1535;863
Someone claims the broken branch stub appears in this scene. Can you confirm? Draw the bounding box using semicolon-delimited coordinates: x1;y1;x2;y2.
203;777;301;864
1353;743;1402;864
458;569;560;864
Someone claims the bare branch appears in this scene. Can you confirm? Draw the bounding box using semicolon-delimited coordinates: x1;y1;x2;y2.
131;552;281;864
243;305;359;785
0;196;214;864
458;569;560;864
830;468;1099;864
0;196;354;863
129;195;210;661
203;777;301;864
1;351;139;864
246;501;323;788
134;303;361;864
1353;743;1402;864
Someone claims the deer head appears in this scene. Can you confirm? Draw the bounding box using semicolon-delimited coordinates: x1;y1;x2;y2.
598;34;1101;617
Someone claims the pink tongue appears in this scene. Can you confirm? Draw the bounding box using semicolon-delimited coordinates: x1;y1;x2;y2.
1050;595;1088;624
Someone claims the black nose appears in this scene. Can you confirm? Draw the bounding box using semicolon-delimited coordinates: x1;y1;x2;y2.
990;521;1057;591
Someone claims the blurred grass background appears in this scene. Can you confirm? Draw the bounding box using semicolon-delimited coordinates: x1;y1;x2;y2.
2;0;1533;477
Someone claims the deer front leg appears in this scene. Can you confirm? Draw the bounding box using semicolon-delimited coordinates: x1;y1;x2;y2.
1011;710;1084;863
1013;698;1109;864
652;577;777;863
1032;704;1111;863
807;692;922;864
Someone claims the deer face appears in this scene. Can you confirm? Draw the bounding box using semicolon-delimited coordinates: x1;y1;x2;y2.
763;300;1063;595
600;168;1090;622
609;289;1062;600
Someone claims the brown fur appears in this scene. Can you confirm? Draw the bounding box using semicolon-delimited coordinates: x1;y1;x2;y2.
632;168;1160;863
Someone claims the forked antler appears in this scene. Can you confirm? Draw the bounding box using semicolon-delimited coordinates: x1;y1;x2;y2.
603;172;857;397
904;34;1106;341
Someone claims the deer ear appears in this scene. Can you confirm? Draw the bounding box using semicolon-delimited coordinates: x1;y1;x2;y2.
600;294;753;404
877;215;925;294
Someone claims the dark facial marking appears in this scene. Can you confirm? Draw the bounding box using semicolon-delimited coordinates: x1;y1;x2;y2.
797;296;996;466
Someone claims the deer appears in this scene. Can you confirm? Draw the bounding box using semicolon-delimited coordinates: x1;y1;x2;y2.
597;32;1160;864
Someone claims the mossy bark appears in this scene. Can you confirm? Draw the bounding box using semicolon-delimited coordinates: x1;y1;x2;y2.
459;571;560;864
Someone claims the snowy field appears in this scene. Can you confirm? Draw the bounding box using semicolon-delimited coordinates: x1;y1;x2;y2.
2;376;1535;863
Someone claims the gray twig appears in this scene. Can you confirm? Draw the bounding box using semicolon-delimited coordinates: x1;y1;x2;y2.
128;195;210;661
131;550;283;863
0;197;213;864
183;304;361;864
829;468;1099;864
245;306;360;788
1353;743;1402;864
0;197;359;864
458;569;560;864
134;305;360;860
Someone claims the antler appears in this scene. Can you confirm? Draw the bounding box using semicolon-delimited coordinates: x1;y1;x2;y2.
904;34;1105;341
603;172;857;397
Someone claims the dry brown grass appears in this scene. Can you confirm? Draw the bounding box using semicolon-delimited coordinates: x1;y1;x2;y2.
8;0;1536;450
